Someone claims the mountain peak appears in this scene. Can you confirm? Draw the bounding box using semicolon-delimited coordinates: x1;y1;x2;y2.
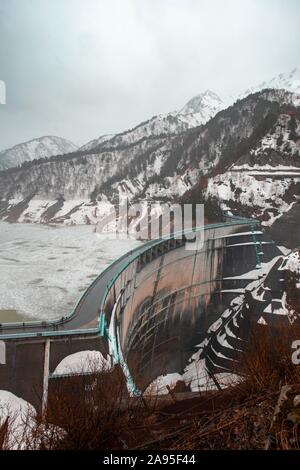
0;136;78;171
239;67;300;99
176;90;224;129
179;90;224;116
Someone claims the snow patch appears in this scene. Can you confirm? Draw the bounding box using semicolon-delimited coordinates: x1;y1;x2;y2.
53;351;111;376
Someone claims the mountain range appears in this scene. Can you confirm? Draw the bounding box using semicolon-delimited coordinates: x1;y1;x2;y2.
0;136;78;171
0;68;299;248
1;68;299;170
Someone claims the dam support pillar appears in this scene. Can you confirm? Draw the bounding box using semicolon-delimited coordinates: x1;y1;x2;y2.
42;339;50;416
0;341;5;364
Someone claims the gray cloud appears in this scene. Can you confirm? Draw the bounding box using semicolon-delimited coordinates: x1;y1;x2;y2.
0;0;299;149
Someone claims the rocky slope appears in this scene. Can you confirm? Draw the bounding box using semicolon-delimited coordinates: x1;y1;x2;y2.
204;91;300;244
0;136;78;171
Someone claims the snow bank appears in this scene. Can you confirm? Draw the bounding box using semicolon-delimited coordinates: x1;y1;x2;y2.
0;390;36;449
53;350;111;376
144;373;184;395
184;358;241;392
0;390;65;450
284;251;300;274
207;171;299;227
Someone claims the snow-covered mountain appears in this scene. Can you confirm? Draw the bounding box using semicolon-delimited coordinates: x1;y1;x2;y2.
79;90;224;154
178;90;225;126
79;69;299;155
0;136;78;171
239;67;300;99
79;134;115;152
205;89;300;234
0;89;299;242
0;68;299;253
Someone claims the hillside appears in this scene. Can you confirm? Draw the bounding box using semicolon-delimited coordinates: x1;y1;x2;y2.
0;90;299;237
0;136;78;171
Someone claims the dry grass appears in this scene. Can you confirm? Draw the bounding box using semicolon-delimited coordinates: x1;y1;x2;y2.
1;323;300;450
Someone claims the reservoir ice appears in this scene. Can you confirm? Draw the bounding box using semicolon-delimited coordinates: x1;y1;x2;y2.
0;222;141;322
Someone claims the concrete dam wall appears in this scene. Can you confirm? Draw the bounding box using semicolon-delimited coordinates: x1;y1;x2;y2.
0;220;280;408
102;222;278;389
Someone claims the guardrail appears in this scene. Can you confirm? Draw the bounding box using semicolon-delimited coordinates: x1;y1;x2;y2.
0;328;100;341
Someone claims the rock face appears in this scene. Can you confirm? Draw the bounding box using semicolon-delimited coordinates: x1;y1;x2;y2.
0;136;78;171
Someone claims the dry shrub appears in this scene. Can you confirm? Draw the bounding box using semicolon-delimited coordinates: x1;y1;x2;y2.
0;416;9;449
236;322;300;397
0;394;39;450
137;322;300;450
44;365;158;450
268;384;300;450
3;322;300;450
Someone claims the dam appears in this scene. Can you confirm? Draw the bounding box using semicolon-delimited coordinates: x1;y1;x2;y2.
0;218;280;410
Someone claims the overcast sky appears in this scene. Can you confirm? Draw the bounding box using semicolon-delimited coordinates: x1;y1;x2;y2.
0;0;299;150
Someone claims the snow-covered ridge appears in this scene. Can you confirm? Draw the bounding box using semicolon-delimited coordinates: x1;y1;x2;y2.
80;70;300;155
207;171;299;226
79;90;225;154
0;136;78;171
239;67;300;99
78;114;189;155
79;134;115;152
0;89;299;227
206;102;300;228
2;67;299;172
179;89;225;123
